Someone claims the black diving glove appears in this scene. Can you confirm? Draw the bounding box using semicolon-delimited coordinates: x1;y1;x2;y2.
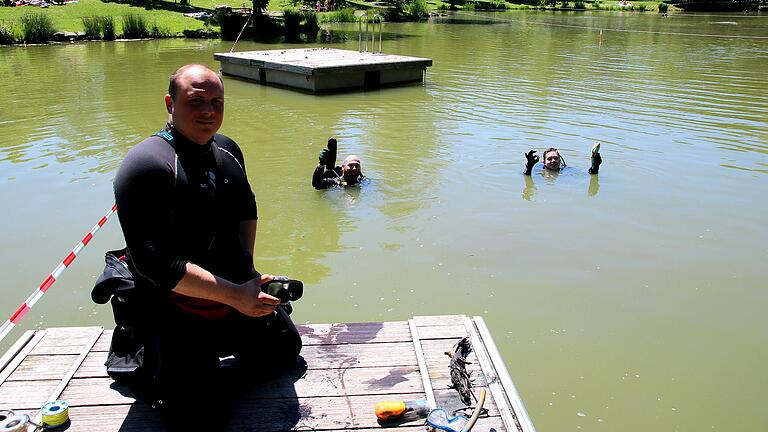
589;143;602;174
326;138;337;169
318;138;338;169
524;150;539;175
318;148;330;166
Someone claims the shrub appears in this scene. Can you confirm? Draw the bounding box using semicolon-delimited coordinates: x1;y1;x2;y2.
121;14;148;38
0;21;15;45
322;7;357;22
101;16;116;40
82;16;102;39
637;3;646;10
658;1;668;11
574;0;584;7
463;1;475;9
20;12;55;43
303;11;320;34
404;0;429;18
592;0;601;8
283;8;302;41
475;0;506;8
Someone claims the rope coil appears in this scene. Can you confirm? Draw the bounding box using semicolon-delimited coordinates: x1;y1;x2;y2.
0;400;70;431
41;401;69;428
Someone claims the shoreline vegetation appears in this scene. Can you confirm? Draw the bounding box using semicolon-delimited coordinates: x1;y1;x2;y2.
0;0;744;45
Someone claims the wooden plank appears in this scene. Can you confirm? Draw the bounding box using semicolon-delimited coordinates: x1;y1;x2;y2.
78;341;418;378
42;328;102;401
75;346;488;389
63;404;166;432
408;318;436;408
66;365;426;406
299;342;417;369
415;323;468;340
0;330;34;375
59;387;503;431
0;379;58;409
297;321;412;345
224;392;501;431
62;403;502;432
0;330;45;386
5;354;79;381
73;352;107;378
29;327;102;355
92;321;413;353
413;315;467;327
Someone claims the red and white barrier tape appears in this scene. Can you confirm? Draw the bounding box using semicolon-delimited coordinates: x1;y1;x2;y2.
0;204;117;344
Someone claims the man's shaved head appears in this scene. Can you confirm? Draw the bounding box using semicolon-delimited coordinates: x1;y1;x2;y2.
168;64;223;100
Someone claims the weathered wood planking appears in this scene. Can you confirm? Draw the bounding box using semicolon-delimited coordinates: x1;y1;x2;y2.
0;316;531;432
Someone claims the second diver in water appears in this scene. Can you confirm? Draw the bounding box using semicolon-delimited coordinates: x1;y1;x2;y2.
312;138;367;189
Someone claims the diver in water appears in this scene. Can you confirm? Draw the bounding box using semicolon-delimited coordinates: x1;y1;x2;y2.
312;138;367;190
524;142;602;176
522;143;603;200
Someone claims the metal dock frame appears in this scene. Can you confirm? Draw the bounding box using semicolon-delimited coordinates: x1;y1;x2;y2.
465;316;537;432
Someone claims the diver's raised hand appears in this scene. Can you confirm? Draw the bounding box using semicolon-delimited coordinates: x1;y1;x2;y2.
524;150;539;175
589;142;602;174
318;138;338;169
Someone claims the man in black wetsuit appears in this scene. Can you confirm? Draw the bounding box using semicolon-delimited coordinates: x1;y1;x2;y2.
112;64;301;414
312;138;366;189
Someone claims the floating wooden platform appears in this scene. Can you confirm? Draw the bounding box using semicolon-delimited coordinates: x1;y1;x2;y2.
0;315;534;431
214;48;433;92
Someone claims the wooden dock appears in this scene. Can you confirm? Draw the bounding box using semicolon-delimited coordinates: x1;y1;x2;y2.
214;48;433;92
0;315;534;431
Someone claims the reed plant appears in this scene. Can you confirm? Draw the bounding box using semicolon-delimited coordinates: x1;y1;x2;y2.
321;7;356;22
302;11;319;34
404;0;429;18
282;8;302;41
81;16;102;39
101;16;116;40
20;12;55;43
0;21;15;45
121;14;148;38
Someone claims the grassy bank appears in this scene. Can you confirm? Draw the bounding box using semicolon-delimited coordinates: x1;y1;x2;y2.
0;0;676;44
0;0;240;36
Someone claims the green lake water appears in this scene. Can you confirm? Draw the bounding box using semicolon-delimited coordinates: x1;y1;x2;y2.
1;10;767;431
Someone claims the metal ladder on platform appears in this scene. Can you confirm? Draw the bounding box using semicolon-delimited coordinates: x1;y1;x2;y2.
358;13;383;53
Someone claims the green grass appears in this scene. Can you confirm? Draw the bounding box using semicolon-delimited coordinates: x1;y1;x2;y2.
0;0;677;41
319;7;357;22
0;0;239;35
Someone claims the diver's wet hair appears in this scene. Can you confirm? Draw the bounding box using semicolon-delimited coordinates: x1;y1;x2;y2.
543;147;566;169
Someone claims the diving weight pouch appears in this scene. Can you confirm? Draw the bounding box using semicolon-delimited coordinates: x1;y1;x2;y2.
426;409;469;432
